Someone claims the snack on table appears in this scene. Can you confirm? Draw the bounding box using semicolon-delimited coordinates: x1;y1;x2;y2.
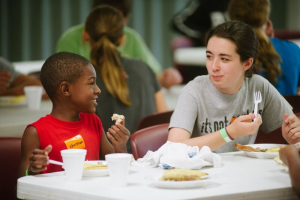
274;156;287;167
160;169;207;181
83;161;108;170
235;143;286;152
111;113;125;123
0;95;26;103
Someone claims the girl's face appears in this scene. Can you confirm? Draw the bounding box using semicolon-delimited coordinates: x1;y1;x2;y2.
206;36;252;94
70;64;101;113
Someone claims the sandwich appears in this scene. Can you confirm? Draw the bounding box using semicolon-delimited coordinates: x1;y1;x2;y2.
160;169;207;181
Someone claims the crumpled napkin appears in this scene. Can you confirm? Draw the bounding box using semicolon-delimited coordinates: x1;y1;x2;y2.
131;141;222;169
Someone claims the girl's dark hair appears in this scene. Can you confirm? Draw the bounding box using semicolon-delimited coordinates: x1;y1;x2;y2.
206;21;258;78
85;5;131;106
228;0;281;84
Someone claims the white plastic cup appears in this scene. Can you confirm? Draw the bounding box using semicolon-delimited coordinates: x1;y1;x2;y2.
105;153;132;187
24;86;43;110
61;149;87;181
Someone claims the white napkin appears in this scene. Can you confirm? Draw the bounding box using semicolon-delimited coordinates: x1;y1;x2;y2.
131;141;222;169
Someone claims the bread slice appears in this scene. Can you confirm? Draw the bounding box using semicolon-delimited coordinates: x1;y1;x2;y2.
111;113;125;123
160;169;207;181
83;162;108;170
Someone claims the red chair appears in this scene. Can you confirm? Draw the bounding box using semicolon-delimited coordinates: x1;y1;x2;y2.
131;123;169;160
0;137;22;200
283;95;300;114
135;110;173;131
255;112;300;144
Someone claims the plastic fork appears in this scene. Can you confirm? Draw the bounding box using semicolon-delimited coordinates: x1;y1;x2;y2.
253;91;262;121
49;159;63;166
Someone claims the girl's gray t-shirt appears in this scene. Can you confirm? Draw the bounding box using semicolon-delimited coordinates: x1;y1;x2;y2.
169;75;293;153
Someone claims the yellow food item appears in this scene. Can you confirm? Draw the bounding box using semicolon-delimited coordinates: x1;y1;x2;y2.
160;169;207;181
274;156;287;167
83;162;108;170
266;146;284;152
0;95;26;103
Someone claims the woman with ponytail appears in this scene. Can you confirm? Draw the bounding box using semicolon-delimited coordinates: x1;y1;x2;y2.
228;0;300;95
84;5;167;152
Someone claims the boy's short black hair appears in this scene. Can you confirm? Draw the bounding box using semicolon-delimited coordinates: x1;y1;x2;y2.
40;52;90;100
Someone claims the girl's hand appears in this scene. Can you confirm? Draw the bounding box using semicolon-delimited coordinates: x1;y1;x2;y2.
282;114;300;144
28;145;52;175
106;120;130;153
227;113;262;139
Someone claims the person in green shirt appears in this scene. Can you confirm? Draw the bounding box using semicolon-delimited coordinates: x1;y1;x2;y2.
56;0;182;89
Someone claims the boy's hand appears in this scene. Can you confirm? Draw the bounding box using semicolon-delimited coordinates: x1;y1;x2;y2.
28;145;52;175
282;114;300;144
106;120;130;153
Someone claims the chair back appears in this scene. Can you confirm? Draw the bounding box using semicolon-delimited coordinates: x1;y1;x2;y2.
283;95;300;114
131;123;169;160
0;137;22;200
255;112;300;144
135;110;173;131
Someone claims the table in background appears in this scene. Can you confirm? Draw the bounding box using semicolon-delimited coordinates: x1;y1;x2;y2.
173;47;206;66
17;151;298;200
13;60;44;75
0;100;52;137
0;85;183;138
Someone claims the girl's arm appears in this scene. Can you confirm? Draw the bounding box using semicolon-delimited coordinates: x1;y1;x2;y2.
18;126;51;177
155;90;168;113
168;113;262;151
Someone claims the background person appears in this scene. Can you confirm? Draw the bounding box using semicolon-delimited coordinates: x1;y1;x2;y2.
0;57;46;97
56;0;182;89
84;5;168;152
168;21;300;153
228;0;300;95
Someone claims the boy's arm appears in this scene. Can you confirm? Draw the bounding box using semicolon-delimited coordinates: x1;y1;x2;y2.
279;145;300;197
18;126;51;177
99;128;115;160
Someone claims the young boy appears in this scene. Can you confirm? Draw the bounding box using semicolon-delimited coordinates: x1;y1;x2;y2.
18;52;130;176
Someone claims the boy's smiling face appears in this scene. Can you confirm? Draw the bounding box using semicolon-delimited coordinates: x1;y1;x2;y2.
69;64;101;113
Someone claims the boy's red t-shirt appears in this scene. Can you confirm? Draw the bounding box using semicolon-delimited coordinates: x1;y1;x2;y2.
27;113;103;173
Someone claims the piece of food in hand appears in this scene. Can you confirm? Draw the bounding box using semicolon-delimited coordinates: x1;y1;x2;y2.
111;113;125;123
160;169;208;181
83;162;108;170
274;156;287;167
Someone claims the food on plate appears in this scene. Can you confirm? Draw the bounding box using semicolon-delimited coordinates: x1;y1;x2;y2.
83;161;108;170
274;156;287;167
160;169;207;181
111;113;125;123
0;95;26;103
235;143;286;152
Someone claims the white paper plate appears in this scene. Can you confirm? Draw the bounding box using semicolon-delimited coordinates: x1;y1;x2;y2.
153;178;209;189
0;96;26;106
242;144;286;159
82;161;109;177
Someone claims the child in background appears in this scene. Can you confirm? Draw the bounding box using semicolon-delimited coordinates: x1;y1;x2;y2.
168;21;300;153
18;52;129;176
279;144;300;197
228;0;300;95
